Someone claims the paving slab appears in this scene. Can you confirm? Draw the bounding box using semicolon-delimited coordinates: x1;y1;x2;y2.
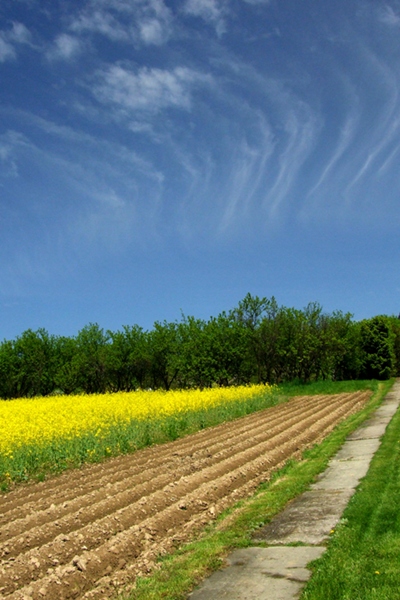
188;547;325;600
333;438;380;460
253;489;354;545
311;457;372;490
347;398;399;441
348;424;390;440
188;383;400;600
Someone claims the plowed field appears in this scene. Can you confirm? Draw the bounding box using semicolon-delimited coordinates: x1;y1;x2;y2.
0;391;370;600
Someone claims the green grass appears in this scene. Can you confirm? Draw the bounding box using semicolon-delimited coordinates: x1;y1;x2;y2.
118;379;392;600
276;378;380;397
301;383;400;600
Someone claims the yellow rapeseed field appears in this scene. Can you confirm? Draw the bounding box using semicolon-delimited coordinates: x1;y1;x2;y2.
0;384;273;455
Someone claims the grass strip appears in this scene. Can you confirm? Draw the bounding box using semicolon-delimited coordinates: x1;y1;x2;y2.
301;383;400;600
121;379;393;600
276;378;379;397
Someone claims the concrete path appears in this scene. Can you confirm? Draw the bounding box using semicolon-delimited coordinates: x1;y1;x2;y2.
188;383;400;600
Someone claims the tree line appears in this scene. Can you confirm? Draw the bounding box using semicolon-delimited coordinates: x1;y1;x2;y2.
0;294;399;399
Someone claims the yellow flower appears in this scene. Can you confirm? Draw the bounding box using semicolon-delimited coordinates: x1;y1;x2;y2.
0;384;274;454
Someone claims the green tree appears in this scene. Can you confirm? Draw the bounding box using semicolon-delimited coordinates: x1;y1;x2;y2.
359;316;395;380
231;294;278;383
386;316;400;377
206;312;248;386
327;314;362;381
148;321;180;390
175;316;212;388
0;339;19;399
53;335;80;395
108;325;151;391
12;329;56;397
72;324;111;393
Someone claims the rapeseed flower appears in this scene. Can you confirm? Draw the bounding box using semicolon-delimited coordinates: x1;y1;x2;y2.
0;384;273;454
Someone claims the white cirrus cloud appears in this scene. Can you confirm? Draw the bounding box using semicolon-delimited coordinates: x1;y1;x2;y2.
139;18;166;44
307;115;359;198
47;34;83;61
0;115;165;256
70;0;173;46
0;37;15;62
218;121;274;233
0;22;31;62
93;64;212;113
137;0;173;44
267;108;320;218
183;0;227;35
0;130;29;177
8;22;31;44
71;10;129;42
379;4;400;26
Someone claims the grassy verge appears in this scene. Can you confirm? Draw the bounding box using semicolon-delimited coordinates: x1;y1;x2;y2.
121;379;393;600
276;378;380;397
301;382;400;600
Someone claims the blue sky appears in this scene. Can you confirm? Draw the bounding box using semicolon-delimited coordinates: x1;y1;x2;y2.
1;0;400;339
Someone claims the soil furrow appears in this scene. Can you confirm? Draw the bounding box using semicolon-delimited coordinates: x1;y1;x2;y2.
83;392;369;600
1;397;345;594
0;393;335;550
0;400;338;528
0;392;355;557
0;391;370;600
0;394;315;518
0;393;341;514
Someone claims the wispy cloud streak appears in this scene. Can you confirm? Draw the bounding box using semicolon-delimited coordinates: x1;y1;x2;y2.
183;0;227;35
0;22;31;62
93;64;212;113
3;0;400;255
307;116;357;197
70;0;173;45
379;4;400;26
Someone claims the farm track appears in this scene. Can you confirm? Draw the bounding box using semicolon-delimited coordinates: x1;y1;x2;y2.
0;391;370;600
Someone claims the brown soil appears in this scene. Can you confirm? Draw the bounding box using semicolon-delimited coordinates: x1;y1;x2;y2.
0;391;370;600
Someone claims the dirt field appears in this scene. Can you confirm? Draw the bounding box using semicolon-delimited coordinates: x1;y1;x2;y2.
0;391;370;600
